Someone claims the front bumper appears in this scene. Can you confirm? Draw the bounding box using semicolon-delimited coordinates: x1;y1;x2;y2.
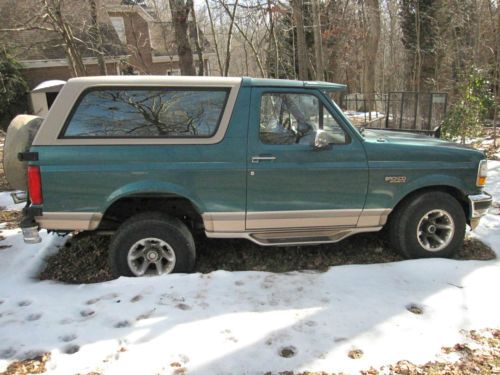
468;192;492;229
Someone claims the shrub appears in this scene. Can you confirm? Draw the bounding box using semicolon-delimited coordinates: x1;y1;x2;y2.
442;68;494;144
0;48;28;129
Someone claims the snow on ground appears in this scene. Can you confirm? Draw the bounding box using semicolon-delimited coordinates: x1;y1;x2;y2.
0;191;25;211
0;164;499;375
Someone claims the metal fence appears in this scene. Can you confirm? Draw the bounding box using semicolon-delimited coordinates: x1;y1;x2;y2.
339;92;448;136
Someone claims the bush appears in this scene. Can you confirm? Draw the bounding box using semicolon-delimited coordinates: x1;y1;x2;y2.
442;68;494;144
0;48;28;130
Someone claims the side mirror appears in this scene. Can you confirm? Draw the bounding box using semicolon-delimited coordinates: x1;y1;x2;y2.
313;130;331;150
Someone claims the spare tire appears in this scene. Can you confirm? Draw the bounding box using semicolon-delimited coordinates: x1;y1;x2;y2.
3;115;44;191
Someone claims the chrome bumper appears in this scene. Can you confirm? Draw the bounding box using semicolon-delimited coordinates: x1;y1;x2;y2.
468;192;492;229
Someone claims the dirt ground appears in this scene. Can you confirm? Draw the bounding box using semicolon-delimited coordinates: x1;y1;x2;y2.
37;231;496;284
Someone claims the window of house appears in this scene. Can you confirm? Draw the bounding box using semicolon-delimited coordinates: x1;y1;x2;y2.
259;93;348;145
61;88;229;138
110;17;126;44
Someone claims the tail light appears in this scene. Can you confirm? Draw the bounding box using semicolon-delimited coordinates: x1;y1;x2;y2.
27;166;43;205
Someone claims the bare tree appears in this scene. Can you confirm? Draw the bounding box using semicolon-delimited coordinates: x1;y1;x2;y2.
311;0;324;81
221;0;239;76
218;0;266;77
42;0;87;76
361;0;381;110
291;0;308;80
204;0;224;75
169;0;196;75
88;0;107;75
190;1;205;75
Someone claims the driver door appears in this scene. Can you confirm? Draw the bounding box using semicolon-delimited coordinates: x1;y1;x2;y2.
245;87;368;230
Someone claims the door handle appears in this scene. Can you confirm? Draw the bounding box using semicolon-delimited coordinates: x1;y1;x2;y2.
251;155;277;163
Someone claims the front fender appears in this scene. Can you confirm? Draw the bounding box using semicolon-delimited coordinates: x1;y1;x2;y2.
392;174;468;206
365;172;470;210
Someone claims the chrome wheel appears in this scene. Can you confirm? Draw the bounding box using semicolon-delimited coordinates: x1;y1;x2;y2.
126;237;176;276
416;209;455;252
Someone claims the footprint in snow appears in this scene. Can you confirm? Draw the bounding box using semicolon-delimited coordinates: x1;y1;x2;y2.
26;313;42;322
130;295;143;303
334;337;348;343
18;300;32;307
59;334;77;343
261;275;276;289
63;344;80;355
0;347;18;359
114;320;131;328
85;293;119;305
406;303;424;315
0;300;4;305
80;309;95;318
278;346;297;358
136;309;155;321
176;303;191;311
85;298;100;305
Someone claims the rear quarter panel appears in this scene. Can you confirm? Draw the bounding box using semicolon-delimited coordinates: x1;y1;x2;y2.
30;87;251;215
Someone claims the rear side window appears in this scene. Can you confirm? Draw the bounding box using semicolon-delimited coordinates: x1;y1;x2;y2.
61;88;229;138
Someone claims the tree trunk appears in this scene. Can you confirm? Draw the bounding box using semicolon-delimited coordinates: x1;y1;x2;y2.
89;0;107;75
362;0;380;111
222;0;238;76
189;1;204;75
169;0;196;75
204;0;224;76
291;0;308;80
311;0;324;81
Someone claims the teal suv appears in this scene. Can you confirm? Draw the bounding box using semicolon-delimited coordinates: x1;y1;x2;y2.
8;76;492;277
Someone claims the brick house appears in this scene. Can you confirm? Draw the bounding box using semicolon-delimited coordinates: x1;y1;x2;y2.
0;0;212;90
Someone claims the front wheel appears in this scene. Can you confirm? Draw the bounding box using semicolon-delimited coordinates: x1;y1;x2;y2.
388;192;466;258
109;212;195;277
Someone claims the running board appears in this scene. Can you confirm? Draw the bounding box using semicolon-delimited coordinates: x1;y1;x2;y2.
206;226;383;246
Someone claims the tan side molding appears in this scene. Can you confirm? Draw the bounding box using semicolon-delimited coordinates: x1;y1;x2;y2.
36;212;103;231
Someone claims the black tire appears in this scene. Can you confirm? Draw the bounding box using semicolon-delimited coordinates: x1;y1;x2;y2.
388;191;466;259
109;212;195;277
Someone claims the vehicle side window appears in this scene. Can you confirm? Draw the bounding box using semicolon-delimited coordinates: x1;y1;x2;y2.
259;93;347;145
61;88;228;138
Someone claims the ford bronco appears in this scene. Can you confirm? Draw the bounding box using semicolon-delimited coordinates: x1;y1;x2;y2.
5;76;492;277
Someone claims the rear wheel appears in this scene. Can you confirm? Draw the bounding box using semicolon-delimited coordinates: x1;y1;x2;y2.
388;191;466;258
109;212;195;277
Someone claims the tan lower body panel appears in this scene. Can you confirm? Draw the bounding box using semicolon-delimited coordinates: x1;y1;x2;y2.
36;212;103;231
246;209;361;229
203;208;391;246
203;208;391;232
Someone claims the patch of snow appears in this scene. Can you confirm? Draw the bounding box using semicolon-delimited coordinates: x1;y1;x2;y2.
0;191;26;211
0;163;499;374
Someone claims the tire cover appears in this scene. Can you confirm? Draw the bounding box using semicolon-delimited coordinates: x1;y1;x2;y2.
3;115;44;191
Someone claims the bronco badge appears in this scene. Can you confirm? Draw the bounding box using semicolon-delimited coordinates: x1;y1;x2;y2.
385;176;407;184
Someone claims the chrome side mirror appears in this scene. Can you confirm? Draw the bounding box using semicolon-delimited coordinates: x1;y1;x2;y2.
313;130;331;150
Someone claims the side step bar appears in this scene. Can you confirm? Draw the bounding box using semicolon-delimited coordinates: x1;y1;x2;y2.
206;226;383;246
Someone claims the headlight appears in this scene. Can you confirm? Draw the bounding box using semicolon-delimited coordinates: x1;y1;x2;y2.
476;160;488;187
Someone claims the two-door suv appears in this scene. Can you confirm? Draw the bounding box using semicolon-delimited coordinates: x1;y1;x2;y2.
6;76;492;277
